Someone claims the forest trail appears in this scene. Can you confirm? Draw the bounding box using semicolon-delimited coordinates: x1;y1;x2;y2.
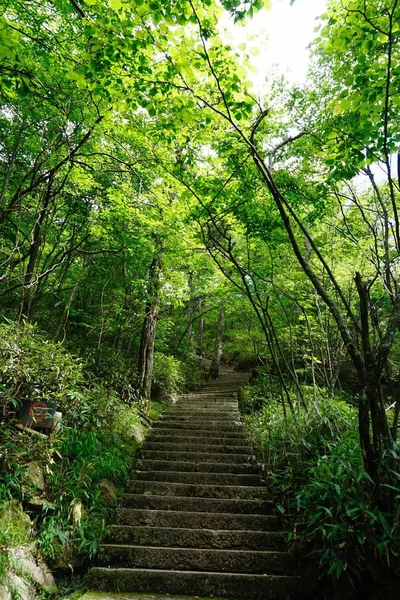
85;372;301;599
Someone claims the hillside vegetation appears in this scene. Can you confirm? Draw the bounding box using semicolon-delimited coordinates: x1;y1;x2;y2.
1;0;400;598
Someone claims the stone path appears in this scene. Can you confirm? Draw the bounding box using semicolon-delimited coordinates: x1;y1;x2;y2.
86;372;301;599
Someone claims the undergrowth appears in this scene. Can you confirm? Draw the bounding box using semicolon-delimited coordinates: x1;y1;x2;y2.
244;378;400;598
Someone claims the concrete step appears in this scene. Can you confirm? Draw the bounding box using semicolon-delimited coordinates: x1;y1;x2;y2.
116;508;280;531
120;494;273;514
160;416;243;424
144;435;251;448
136;459;259;474
179;393;238;398
176;403;239;410
105;526;286;551
142;441;251;454
189;391;239;395
127;481;268;500
141;450;254;464
134;470;260;486
97;545;294;575
170;409;240;416
149;427;247;440
86;567;301;599
154;420;243;431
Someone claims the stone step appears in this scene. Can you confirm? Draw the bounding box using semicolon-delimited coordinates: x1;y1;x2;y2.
180;389;239;394
141;450;254;464
169;404;240;418
154;420;243;431
176;405;239;411
127;481;268;500
179;392;238;398
105;526;285;551
149;427;247;440
120;494;273;514
97;545;294;575
142;441;251;454
86;568;301;599
160;416;243;424
144;435;251;448
85;373;299;600
136;459;259;474
116;508;280;531
134;470;260;486
167;415;241;422
180;397;238;403
177;394;239;399
189;391;239;395
179;388;238;401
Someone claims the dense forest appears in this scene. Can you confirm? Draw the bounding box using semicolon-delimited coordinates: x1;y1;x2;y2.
1;0;400;598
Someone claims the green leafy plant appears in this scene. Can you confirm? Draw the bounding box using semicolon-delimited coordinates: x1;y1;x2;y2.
244;379;400;590
0;321;83;416
152;352;185;401
38;427;137;564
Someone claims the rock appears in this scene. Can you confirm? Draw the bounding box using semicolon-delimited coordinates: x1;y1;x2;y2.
0;500;32;545
98;479;118;507
6;573;35;600
24;461;45;491
49;539;84;570
24;497;55;514
10;547;57;593
0;586;12;600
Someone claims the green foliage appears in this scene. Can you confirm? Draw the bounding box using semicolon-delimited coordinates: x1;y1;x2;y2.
152;352;185;400
297;438;400;585
246;379;400;589
0;500;32;580
246;384;357;496
239;373;281;414
0;321;83;413
38;427;136;563
180;353;206;390
84;347;139;404
0;320;156;579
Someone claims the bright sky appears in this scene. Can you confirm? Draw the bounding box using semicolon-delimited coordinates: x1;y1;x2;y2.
221;0;328;88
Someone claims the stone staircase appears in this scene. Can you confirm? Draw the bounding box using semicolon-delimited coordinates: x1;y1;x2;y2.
86;371;301;599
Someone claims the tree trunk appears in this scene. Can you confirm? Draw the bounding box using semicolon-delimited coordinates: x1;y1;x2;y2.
196;296;204;362
54;260;88;342
137;256;161;400
208;306;225;380
17;174;53;322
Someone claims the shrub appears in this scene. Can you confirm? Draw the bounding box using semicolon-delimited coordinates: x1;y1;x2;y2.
296;437;400;586
84;346;139;404
0;320;153;574
38;427;137;562
152;352;185;401
180;353;206;390
0;320;83;417
245;382;400;592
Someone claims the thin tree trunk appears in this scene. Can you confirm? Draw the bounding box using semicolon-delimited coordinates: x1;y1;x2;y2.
54;260;88;342
208;306;225;379
17;174;53;321
197;296;204;364
138;256;161;399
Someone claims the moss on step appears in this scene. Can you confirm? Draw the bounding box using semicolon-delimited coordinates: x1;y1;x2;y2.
81;592;230;600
